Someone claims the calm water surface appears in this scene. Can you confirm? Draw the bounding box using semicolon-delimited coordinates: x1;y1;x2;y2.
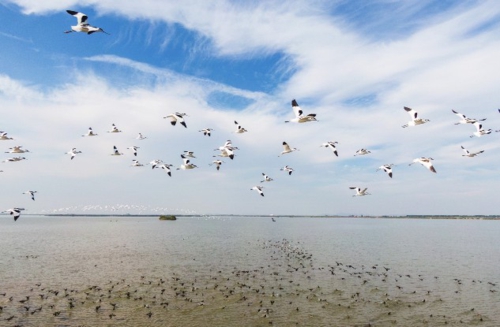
0;216;499;326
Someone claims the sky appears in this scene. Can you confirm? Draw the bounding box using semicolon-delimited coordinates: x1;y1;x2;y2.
1;0;500;216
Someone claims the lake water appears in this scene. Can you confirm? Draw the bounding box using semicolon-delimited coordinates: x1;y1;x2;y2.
0;216;499;326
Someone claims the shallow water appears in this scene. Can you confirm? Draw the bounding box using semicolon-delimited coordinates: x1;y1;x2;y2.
0;216;499;326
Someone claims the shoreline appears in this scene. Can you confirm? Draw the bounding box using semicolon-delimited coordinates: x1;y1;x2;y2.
6;214;500;220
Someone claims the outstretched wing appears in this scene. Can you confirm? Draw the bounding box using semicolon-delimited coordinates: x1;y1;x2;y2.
66;10;88;26
291;99;303;117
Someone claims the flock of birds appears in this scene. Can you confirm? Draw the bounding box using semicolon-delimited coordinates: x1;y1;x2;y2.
2;10;500;219
1;237;497;325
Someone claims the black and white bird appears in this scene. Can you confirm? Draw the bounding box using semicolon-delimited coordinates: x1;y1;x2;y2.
183;151;196;158
452;109;486;125
111;146;123;156
214;140;238;160
461;146;484;158
164;112;188;128
107;124;122;133
285;99;317;123
4;208;25;221
214;146;238;160
131;160;144;167
234;121;248;133
149;159;163;169
127;146;139;156
82;127;98;137
280;165;294;175
251;186;264;197
349;187;370;197
409;157;436;173
320;141;339;156
136;133;147;140
66;148;82;160
158;163;174;176
470;122;491;138
210;160;224;171
376;164;394;178
260;173;273;183
199;128;214;137
65;10;109;35
279;142;299;156
3;156;26;162
402;106;430;128
177;155;197;170
354;148;371;156
5;146;30;154
23;191;37;201
0;131;14;140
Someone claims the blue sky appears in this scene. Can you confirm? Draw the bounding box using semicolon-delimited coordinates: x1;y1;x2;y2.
1;0;500;216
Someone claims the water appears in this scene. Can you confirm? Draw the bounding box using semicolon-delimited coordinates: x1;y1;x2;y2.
0;216;499;326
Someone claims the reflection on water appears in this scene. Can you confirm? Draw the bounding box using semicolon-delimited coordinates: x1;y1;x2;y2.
0;216;498;326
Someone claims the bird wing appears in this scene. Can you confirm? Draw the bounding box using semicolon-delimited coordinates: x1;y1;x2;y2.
404;107;418;119
291;99;303;117
67;10;88;26
452;110;466;120
283;142;291;152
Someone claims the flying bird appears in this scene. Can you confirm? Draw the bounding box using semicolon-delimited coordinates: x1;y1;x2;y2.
3;156;26;162
23;191;37;201
409;157;436;173
158;163;174;176
349;187;370;197
66;148;82;160
376;164;394;178
183;151;196;158
260;173;273;183
107;124;122;133
111;146;123;156
451;109;486;125
164;113;188;128
65;10;109;35
199;128;214;137
136;133;147;140
461;146;484;158
354;148;371;156
131;160;144;167
149;159;163;169
251;186;264;197
285;99;317;123
214;140;238;160
82;127;98;137
280;165;294;175
279;142;299;156
402;106;430;128
4;208;25;221
210;160;224;171
214;146;237;160
470;122;491;138
320;141;339;156
0;131;14;140
127;146;139;156
234;121;248;133
5;146;30;154
177;155;197;170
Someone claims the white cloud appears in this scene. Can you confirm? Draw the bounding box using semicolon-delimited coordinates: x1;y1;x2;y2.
2;1;500;215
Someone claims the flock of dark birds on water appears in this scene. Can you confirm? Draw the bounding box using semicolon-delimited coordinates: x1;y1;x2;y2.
1;238;498;326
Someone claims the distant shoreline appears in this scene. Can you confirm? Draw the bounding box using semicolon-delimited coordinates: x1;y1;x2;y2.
11;214;500;220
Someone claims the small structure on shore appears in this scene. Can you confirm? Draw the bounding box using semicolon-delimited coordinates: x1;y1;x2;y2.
159;215;177;221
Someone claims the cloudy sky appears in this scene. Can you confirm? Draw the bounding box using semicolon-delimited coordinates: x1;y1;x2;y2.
1;0;499;216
